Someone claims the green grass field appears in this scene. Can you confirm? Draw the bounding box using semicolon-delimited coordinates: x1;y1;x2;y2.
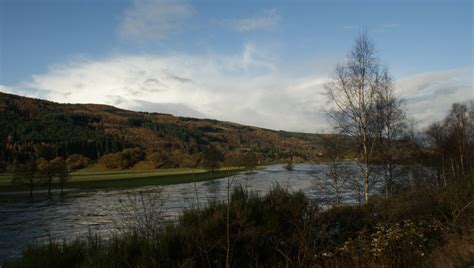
0;167;245;193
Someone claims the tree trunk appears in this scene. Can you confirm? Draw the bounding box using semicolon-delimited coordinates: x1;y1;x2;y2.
442;154;447;187
333;162;340;206
335;180;340;206
226;173;231;268
364;160;369;203
384;165;389;199
48;178;52;196
451;158;456;178
459;143;464;174
362;138;370;204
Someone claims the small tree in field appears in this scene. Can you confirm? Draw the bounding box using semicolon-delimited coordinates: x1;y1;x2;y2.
37;158;55;196
202;145;224;177
12;159;40;197
52;157;70;196
284;153;294;171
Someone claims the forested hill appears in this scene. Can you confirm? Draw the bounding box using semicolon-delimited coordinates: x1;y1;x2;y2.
0;92;323;170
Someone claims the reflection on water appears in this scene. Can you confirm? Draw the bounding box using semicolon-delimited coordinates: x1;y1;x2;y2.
0;163;381;262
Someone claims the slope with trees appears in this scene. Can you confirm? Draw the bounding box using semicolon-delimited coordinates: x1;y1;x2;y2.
0;92;324;171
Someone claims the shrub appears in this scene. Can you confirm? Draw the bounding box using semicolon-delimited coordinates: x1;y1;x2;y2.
98;152;123;169
65;154;90;171
99;148;144;169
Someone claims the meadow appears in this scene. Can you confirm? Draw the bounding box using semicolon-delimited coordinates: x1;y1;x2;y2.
0;166;245;193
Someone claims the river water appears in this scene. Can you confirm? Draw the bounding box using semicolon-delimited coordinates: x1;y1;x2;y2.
0;163;380;263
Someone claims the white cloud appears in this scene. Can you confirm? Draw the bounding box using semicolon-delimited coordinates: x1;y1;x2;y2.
396;67;473;128
241;43;276;71
232;9;280;32
118;0;192;42
5;44;472;133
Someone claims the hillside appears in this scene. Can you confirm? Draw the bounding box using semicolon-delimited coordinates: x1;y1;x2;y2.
0;92;323;170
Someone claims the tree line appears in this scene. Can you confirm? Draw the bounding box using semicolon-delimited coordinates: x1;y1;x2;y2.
12;157;71;197
10;145;260;196
425;102;474;186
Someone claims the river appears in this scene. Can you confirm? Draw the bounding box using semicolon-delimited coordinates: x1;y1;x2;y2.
0;163;381;263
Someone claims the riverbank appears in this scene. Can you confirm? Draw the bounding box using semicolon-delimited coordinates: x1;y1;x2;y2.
0;167;246;194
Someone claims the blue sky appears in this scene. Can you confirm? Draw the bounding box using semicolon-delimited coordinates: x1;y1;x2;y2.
0;0;472;132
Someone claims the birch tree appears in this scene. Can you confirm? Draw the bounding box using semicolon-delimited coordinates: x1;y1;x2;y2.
324;32;390;203
374;72;407;197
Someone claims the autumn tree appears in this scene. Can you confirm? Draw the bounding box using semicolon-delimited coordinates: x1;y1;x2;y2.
99;147;145;169
240;151;258;173
146;150;173;168
66;154;90;171
121;147;145;169
202;145;224;177
37;158;55;196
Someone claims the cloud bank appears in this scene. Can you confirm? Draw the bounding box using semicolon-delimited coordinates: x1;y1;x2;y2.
3;49;472;133
396;67;473;128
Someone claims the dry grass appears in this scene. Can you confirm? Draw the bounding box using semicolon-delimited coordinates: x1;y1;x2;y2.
427;235;474;268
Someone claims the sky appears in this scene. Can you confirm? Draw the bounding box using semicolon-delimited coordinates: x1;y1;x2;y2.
0;0;472;132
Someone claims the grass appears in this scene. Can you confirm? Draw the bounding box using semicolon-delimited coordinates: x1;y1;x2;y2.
0;167;245;193
65;169;243;190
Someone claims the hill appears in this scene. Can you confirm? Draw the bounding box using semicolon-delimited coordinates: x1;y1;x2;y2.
0;92;323;170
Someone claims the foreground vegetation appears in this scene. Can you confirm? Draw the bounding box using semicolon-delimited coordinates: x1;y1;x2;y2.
4;172;473;267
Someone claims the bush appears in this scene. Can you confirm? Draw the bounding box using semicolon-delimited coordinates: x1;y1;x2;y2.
65;154;90;171
146;150;175;168
121;148;144;168
99;148;144;169
99;152;123;169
